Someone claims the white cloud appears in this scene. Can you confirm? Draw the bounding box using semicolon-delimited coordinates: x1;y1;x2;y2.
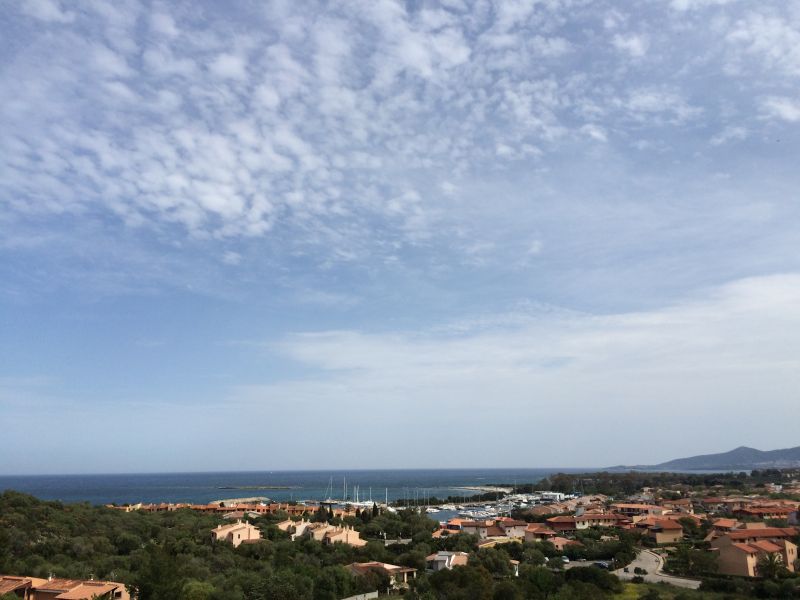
91;44;134;78
710;125;748;145
581;123;608;141
670;0;739;11
151;12;179;37
726;13;800;77
527;239;543;255
623;88;701;123
20;0;74;23
0;0;797;274
222;250;242;265
760;96;800;122
238;273;800;465
209;52;248;80
612;33;649;57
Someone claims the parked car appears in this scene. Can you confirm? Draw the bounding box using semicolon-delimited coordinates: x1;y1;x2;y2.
561;556;570;563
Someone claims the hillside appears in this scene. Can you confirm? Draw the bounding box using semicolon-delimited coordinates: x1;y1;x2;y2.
617;445;800;471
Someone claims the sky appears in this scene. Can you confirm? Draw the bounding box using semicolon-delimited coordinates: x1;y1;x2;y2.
1;0;799;475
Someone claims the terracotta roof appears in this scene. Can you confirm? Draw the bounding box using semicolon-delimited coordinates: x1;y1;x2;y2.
731;543;759;554
713;518;739;529
552;536;583;546
728;528;796;540
347;562;416;576
35;579;83;592
526;523;555;533
546;516;576;523
751;540;783;553
737;507;794;515
0;577;32;594
486;526;506;537
56;582;119;599
636;516;682;530
577;513;626;521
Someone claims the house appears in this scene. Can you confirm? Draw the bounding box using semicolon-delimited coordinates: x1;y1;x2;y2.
288;522;367;547
211;520;262;547
611;503;666;517
575;513;628;529
0;576;43;599
426;551;469;571
734;507;795;521
321;525;368;547
544;513;627;533
712;528;798;577
460;520;496;539
551;537;583;552
524;523;557;542
545;516;578;533
443;518;470;531
634;517;684;544
495;518;528;538
276;518;316;541
346;562;417;588
711;518;743;533
659;498;694;514
0;576;130;600
460;519;526;540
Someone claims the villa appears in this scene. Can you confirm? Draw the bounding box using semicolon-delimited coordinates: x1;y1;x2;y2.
426;551;469;571
0;575;130;600
345;562;417;588
211;520;262;547
712;528;798;577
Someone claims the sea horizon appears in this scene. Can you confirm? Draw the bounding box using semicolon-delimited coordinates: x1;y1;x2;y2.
0;467;593;506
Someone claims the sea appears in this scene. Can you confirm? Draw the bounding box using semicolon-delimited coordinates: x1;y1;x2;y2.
0;468;591;507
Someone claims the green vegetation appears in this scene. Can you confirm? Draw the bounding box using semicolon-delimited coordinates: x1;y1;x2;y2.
0;490;637;599
3;486;799;599
536;470;800;497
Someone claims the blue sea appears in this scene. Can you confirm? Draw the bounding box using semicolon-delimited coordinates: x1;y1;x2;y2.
0;468;591;506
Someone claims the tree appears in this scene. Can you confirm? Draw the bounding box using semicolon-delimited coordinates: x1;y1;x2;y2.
429;565;494;600
470;547;512;578
756;552;786;580
493;580;523;600
667;543;717;576
180;580;215;600
518;565;559;599
128;544;184;600
313;506;329;523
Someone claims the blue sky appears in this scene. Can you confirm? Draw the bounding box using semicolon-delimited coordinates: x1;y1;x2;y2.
1;0;799;475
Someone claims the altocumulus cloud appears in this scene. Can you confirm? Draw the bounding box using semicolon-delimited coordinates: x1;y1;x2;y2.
2;0;800;472
2;0;800;265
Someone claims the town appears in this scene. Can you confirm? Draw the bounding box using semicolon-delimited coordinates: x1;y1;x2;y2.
2;469;800;599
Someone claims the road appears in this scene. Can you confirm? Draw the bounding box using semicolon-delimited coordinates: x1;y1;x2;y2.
613;550;701;590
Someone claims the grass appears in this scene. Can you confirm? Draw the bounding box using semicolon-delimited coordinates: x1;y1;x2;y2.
613;581;751;599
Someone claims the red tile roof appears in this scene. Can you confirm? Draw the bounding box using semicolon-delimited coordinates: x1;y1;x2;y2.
0;577;32;594
728;528;797;540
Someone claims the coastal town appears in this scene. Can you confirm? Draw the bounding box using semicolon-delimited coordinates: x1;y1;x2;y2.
3;470;800;599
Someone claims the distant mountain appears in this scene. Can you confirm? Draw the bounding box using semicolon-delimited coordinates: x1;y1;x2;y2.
614;445;800;471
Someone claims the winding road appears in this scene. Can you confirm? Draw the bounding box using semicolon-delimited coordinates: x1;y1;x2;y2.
613;550;701;590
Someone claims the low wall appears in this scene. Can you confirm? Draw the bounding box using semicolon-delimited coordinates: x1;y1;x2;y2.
341;592;379;600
